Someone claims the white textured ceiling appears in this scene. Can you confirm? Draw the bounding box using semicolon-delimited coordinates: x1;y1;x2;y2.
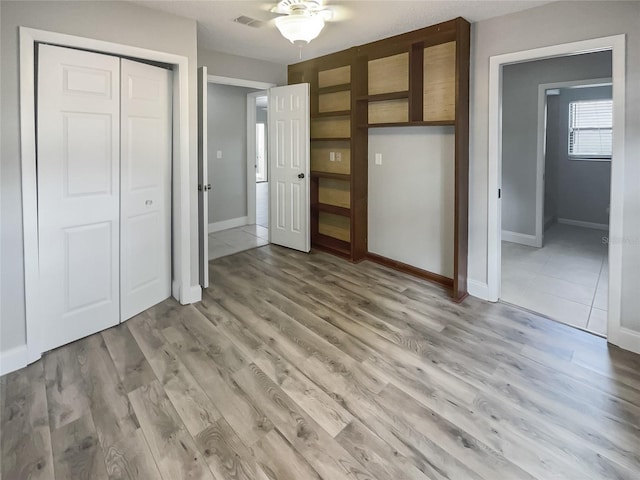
133;0;552;65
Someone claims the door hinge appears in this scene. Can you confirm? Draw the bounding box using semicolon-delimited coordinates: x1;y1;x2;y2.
198;184;212;192
498;188;501;199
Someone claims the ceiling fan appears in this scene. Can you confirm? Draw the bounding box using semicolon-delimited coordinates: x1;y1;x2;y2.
269;0;337;44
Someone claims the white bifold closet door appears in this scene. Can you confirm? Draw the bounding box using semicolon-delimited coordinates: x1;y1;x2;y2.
120;58;172;320
37;45;171;352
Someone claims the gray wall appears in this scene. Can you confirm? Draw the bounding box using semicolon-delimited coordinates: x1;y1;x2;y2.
368;127;455;278
553;86;612;226
0;0;198;353
469;1;640;333
207;84;257;223
501;51;611;236
198;48;286;86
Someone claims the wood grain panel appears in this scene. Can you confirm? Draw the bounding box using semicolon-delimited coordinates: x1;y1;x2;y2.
368;99;409;124
319;212;350;242
368;53;409;95
6;243;640;480
101;323;156;393
318;178;350;208
1;363;55;480
128;380;214;480
318;65;351;88
423;41;456;121
311;142;351;174
50;414;109;480
311;117;351;138
319;91;351;113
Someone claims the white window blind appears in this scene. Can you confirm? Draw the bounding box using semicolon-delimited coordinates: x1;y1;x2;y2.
568;99;612;158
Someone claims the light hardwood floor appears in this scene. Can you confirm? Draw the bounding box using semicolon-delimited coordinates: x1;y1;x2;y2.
2;245;640;479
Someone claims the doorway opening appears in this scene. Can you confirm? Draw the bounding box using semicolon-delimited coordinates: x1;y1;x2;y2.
487;35;627;347
499;53;613;336
255;95;269;230
205;79;273;261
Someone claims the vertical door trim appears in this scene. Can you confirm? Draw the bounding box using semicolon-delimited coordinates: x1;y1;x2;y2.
198;66;209;288
246;90;270;227
533;77;613;249
19;27;193;363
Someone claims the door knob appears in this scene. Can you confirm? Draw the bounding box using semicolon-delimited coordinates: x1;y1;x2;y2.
298;173;305;179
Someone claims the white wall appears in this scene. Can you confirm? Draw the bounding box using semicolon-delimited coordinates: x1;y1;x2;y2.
501;51;611;236
469;1;640;333
368;127;455;278
0;0;198;354
554;86;612;226
207;83;256;223
198;47;286;86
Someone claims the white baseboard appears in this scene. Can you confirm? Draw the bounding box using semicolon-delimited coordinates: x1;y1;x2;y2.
557;218;608;231
501;230;540;247
1;345;28;376
544;215;556;230
467;279;490;301
608;327;640;355
208;216;248;233
181;285;202;304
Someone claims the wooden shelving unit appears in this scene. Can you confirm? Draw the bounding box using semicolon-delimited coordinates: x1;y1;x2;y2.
288;17;470;301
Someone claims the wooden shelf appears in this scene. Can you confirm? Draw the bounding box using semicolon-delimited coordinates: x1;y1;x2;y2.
312;203;350;217
356;91;409;102
311;110;351;119
310;171;351;181
360;120;455;128
310;137;351;142
317;84;351;94
290;17;470;295
313;234;351;257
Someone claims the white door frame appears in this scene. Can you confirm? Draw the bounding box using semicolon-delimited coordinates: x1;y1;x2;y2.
20;27;193;363
487;34;629;349
204;75;275;229
247;90;270;225
534;77;612;246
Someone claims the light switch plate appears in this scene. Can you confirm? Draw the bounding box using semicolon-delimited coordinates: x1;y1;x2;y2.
375;153;382;165
336;152;342;162
329;151;335;162
217;150;222;159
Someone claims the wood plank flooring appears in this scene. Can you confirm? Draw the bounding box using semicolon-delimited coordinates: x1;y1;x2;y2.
2;244;640;479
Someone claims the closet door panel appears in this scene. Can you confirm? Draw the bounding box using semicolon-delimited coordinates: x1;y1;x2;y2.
120;59;172;321
37;44;121;351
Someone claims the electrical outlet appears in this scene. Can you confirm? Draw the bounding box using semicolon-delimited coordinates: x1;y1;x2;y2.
336;152;342;162
329;151;335;162
375;153;382;165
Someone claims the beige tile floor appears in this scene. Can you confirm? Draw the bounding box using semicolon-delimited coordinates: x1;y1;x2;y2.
208;224;269;260
501;223;608;336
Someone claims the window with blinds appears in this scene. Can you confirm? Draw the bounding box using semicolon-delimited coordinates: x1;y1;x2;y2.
568;99;612;159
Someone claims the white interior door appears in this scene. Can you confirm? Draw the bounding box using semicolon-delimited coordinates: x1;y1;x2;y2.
120;58;172;321
268;83;310;252
198;66;209;288
37;44;121;351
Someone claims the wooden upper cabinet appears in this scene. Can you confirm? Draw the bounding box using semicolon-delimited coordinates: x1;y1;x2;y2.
318;65;351;88
368;53;409;95
423;41;456;122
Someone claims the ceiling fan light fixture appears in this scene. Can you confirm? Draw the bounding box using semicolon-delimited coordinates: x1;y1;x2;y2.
275;10;325;44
